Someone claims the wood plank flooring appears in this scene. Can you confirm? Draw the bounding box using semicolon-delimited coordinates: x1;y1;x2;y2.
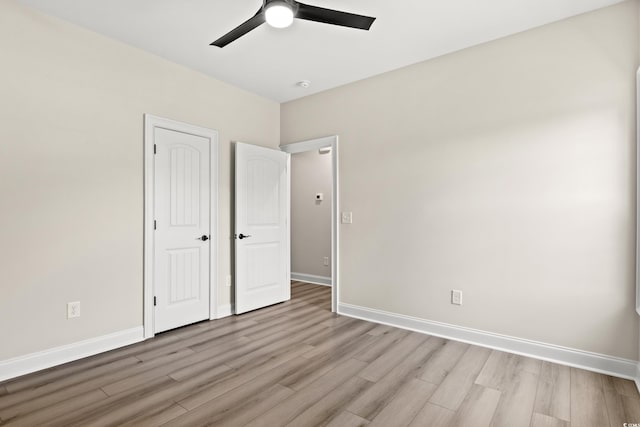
1;281;639;426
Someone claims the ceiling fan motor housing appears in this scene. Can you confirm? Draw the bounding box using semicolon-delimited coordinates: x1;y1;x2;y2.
264;0;300;15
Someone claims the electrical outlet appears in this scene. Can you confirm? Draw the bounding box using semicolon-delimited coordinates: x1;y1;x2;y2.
323;256;329;266
341;212;353;224
225;275;232;287
67;301;81;319
451;290;462;306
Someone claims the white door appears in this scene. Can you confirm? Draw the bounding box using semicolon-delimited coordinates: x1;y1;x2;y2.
235;142;290;314
154;128;210;333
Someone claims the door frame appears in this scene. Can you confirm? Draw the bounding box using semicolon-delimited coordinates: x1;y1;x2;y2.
636;68;640;316
280;136;339;312
143;114;219;339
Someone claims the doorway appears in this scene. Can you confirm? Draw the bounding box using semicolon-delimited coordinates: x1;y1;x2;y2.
281;136;339;312
143;114;219;338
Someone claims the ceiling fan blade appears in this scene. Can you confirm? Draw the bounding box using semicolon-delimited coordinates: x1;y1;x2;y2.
211;8;265;48
295;2;375;30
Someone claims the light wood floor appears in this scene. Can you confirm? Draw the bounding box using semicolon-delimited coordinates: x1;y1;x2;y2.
1;282;639;426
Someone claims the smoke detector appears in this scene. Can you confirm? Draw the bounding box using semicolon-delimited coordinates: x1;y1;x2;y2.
297;80;311;88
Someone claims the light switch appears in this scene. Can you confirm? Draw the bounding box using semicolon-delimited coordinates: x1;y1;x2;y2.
451;290;463;305
341;212;353;224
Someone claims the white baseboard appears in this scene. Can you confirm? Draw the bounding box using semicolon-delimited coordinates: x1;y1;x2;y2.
0;327;144;382
338;303;638;381
635;362;640;394
291;272;332;286
216;304;234;318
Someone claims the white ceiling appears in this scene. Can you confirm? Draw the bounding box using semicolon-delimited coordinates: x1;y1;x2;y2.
18;0;625;102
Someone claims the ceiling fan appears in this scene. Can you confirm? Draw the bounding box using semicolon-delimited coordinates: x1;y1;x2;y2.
211;0;376;48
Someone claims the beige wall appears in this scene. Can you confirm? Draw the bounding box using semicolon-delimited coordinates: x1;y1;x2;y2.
282;1;640;359
291;150;332;278
0;1;279;360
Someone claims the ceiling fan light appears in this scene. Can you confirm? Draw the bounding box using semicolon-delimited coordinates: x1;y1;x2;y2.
265;2;294;28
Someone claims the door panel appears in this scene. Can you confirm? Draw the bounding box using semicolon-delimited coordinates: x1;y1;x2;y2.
169;145;201;226
155;128;210;333
235;142;290;314
168;248;201;302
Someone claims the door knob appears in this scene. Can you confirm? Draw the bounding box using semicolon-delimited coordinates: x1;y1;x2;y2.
238;233;252;239
199;235;209;241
